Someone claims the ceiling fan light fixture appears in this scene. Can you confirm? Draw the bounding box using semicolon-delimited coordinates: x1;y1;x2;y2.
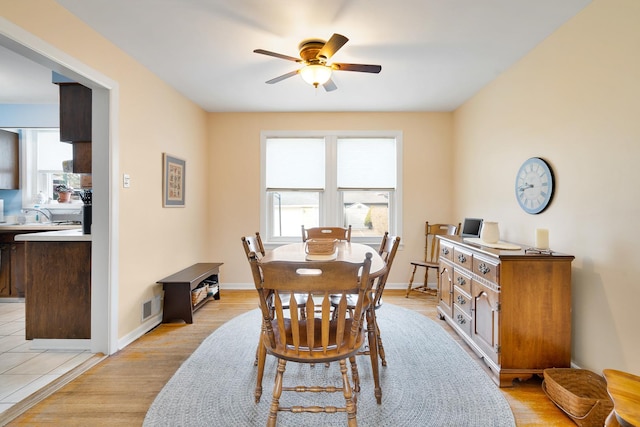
300;64;332;88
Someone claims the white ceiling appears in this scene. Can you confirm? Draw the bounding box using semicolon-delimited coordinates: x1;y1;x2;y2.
1;0;591;112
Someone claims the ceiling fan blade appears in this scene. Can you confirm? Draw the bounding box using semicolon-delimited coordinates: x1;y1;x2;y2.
332;63;382;73
253;49;301;62
323;78;338;92
265;70;299;84
317;33;348;61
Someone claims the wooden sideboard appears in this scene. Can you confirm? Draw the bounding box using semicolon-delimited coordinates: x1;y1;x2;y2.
437;235;574;387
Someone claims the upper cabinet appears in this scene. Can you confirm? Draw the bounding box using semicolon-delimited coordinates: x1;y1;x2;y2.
0;129;19;189
58;83;92;143
54;74;92;174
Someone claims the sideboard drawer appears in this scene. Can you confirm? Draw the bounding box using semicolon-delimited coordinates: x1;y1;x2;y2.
454;247;473;270
453;286;472;316
473;256;499;284
440;240;454;262
453;305;472;337
453;270;471;293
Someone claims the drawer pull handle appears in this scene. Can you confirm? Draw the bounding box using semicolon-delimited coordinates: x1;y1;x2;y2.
457;254;466;263
478;263;491;274
457;295;466;305
442;247;449;255
456;314;466;325
456;276;466;286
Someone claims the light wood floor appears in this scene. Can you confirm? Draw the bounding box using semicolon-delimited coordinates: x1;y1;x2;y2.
6;290;575;426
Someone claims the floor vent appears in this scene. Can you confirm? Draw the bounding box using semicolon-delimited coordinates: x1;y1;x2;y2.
142;299;153;321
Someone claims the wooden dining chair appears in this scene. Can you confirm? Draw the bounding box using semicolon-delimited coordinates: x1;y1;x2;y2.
241;232;306;403
330;232;401;404
302;225;352;242
369;233;401;366
406;222;459;297
248;251;373;427
241;232;266;259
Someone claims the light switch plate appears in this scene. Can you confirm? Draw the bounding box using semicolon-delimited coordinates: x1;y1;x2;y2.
123;174;131;188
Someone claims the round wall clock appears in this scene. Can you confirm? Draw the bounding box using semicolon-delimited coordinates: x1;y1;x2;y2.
515;157;555;214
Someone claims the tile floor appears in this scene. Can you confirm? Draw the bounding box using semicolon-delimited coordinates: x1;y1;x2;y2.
0;301;93;415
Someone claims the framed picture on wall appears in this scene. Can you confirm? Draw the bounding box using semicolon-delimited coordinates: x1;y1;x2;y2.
163;153;185;207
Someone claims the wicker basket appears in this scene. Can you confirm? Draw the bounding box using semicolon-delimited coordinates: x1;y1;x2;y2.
191;284;209;306
305;238;337;255
542;368;613;427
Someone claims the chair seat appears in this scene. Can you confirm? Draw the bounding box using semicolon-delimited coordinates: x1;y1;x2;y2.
330;293;358;307
409;260;438;268
329;293;382;309
269;292;308;308
406;222;460;298
267;317;365;362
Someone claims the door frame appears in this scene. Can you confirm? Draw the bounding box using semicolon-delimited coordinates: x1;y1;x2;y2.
0;17;119;355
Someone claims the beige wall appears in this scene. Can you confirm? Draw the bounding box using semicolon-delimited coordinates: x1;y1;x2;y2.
1;1;210;339
5;0;636;377
453;0;640;374
207;112;454;288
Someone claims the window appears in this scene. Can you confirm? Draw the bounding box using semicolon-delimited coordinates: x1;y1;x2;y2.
261;131;402;244
19;129;80;205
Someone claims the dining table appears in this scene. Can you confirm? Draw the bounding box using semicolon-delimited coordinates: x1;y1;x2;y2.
260;241;387;404
261;241;387;277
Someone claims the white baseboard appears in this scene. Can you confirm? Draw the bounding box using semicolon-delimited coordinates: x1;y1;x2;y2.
222;282;254;290
117;313;162;350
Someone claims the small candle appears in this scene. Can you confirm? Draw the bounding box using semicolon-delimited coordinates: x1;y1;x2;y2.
535;228;549;249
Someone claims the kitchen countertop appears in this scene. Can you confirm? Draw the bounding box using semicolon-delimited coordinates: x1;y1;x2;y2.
0;223;81;232
14;229;91;242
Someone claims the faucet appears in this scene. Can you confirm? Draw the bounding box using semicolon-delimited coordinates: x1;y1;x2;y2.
22;207;51;222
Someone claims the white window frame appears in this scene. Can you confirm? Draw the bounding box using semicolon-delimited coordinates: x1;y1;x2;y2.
260;130;403;246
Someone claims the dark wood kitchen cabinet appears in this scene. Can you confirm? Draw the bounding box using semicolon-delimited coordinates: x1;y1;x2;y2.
0;129;19;189
0;243;11;296
24;240;91;339
1;228;82;299
57;82;92;173
72;141;92;174
59;83;92;142
0;232;27;298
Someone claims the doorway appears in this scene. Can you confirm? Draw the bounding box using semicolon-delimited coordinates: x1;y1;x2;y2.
0;18;118;355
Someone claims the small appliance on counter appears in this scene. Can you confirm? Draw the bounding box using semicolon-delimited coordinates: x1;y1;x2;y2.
45;204;84;223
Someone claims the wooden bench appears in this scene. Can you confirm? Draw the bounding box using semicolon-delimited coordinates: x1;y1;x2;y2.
157;263;222;323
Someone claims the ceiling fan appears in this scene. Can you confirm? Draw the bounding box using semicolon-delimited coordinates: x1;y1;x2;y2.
253;33;382;92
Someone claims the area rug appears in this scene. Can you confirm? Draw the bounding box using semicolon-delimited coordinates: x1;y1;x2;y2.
144;304;516;426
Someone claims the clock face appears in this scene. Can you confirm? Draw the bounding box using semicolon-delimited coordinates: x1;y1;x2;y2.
515;157;554;214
